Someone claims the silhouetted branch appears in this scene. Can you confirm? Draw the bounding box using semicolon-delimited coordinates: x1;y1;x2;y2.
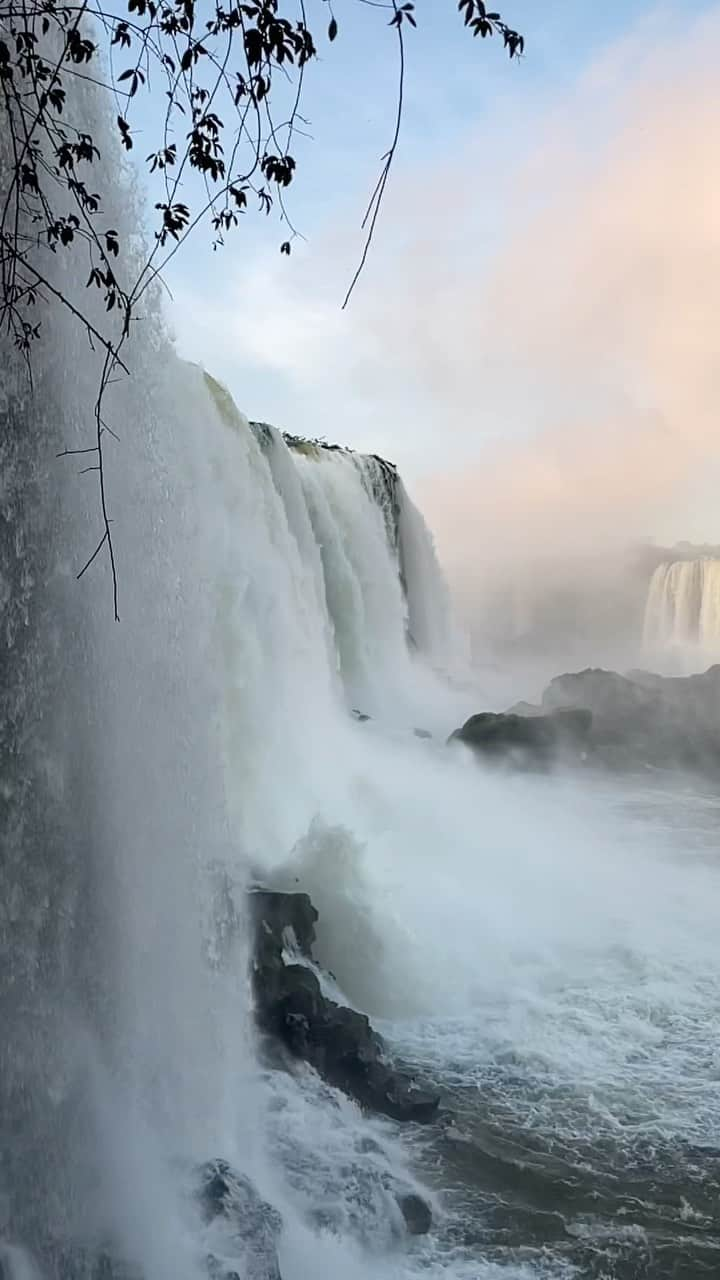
342;0;406;309
77;529;108;579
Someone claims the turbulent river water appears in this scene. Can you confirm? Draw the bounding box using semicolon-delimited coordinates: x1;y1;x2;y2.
270;767;720;1280
2;68;719;1280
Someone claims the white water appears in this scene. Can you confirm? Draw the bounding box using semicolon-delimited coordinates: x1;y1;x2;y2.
3;67;720;1280
5;338;720;1278
643;558;720;669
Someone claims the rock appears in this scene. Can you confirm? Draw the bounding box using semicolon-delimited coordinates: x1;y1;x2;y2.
542;668;657;725
413;728;432;739
249;888;318;958
550;707;594;739
250;891;440;1124
540;665;720;776
448;708;591;770
198;1159;282;1280
453;665;720;776
351;709;371;722
397;1193;432;1235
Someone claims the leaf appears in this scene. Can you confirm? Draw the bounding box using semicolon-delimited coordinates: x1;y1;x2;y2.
244;26;262;66
328;16;337;41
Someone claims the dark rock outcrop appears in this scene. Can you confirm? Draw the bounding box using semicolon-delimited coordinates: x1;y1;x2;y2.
449;708;591;770
541;665;720;775
454;665;720;777
505;700;543;718
251;888;318;962
397;1192;433;1235
198;1159;283;1280
249;890;440;1124
542;668;659;725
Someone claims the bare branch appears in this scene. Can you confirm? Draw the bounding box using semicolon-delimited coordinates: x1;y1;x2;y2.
342;0;406;309
76;529;108;579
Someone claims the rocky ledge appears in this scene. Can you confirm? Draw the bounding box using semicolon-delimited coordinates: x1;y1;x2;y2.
249;889;440;1126
451;664;720;777
199;1158;283;1280
449;707;592;771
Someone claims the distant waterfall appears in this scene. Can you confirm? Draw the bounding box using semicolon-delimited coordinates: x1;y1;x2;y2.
643;559;720;663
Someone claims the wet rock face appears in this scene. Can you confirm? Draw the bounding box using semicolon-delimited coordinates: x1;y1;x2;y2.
12;1165;285;1280
543;665;720;775
452;664;720;777
198;1159;283;1280
249;891;440;1124
250;889;318;961
397;1192;433;1235
449;708;592;770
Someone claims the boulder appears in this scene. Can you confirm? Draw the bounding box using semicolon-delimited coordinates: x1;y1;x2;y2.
448;708;591;770
198;1159;282;1280
250;892;440;1124
540;665;720;775
249;888;317;959
396;1193;432;1235
453;665;720;777
542;668;657;725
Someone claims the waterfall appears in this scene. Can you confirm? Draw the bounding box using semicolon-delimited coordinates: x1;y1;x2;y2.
0;54;467;1266
0;340;465;1276
643;559;720;666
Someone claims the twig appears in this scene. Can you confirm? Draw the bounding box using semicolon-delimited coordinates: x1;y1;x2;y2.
342;0;405;308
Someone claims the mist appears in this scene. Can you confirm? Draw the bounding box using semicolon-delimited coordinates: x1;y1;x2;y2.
413;10;720;675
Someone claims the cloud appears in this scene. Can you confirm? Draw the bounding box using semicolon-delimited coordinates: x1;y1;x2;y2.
413;7;720;620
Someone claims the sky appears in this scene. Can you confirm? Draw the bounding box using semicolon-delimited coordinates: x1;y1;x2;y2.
147;0;720;585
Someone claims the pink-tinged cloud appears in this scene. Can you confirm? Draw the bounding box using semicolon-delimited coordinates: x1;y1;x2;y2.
409;10;720;626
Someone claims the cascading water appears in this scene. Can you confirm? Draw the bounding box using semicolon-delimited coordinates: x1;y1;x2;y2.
0;74;466;1263
643;558;720;668
3;47;720;1280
